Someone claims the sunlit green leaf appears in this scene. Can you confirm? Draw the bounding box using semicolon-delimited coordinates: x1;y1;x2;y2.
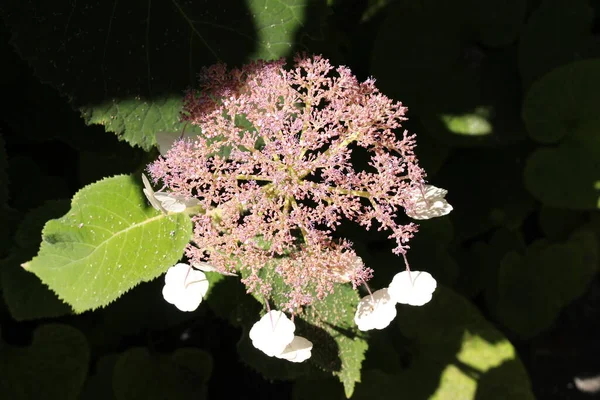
23;174;191;312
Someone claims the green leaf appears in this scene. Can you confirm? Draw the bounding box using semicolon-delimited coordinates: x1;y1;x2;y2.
204;272;263;328
79;355;118;400
1;200;72;320
1;0;319;150
524;140;600;210
79;97;201;152
112;347;212;400
456;228;525;299
518;0;600;89
0;324;90;400
393;286;533;399
22;174;192;312
523;59;600;144
493;231;598;338
293;287;534;400
298;284;368;398
238;264;367;397
522;60;600;209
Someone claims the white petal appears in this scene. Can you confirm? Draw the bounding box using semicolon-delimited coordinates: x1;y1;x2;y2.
154;192;200;213
276;336;313;362
191;261;238;276
142;174;166;212
354;288;397;331
405;184;453;220
388;270;437;306
162;263;209;312
249;310;296;357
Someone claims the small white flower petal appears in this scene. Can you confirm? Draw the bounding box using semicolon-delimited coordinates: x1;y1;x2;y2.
162;263;209;312
388;270;437;306
276;336;313;363
354;288;397;331
249;310;296;357
406;184;453;220
191;261;238;276
154;192;187;213
142;174;166;213
151;191;200;213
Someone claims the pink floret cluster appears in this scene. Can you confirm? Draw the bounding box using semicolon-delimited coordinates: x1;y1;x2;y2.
147;54;426;312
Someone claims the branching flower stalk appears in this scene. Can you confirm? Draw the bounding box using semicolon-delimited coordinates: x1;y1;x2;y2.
148;54;442;313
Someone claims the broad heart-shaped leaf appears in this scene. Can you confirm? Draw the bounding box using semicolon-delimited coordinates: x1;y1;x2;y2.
0;324;90;400
1;0;319;150
455;228;525;299
524;139;600;210
22;174;192;312
293;287;534;400
112;347;212;400
1;200;73;321
523;59;600;144
518;0;600;89
492;230;598;338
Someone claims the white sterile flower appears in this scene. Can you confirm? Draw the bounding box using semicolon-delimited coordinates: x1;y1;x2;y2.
191;261;238;276
354;288;397;331
276;336;313;363
142;173;167;213
388;270;437;306
406;184;453;220
162;263;209;312
249;310;296;357
153;192;200;213
142;173;200;213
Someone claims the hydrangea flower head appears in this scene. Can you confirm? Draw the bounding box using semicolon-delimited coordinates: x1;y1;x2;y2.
388;270;437;306
147;54;448;312
249;310;296;357
354;288;397;331
162;263;209;312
